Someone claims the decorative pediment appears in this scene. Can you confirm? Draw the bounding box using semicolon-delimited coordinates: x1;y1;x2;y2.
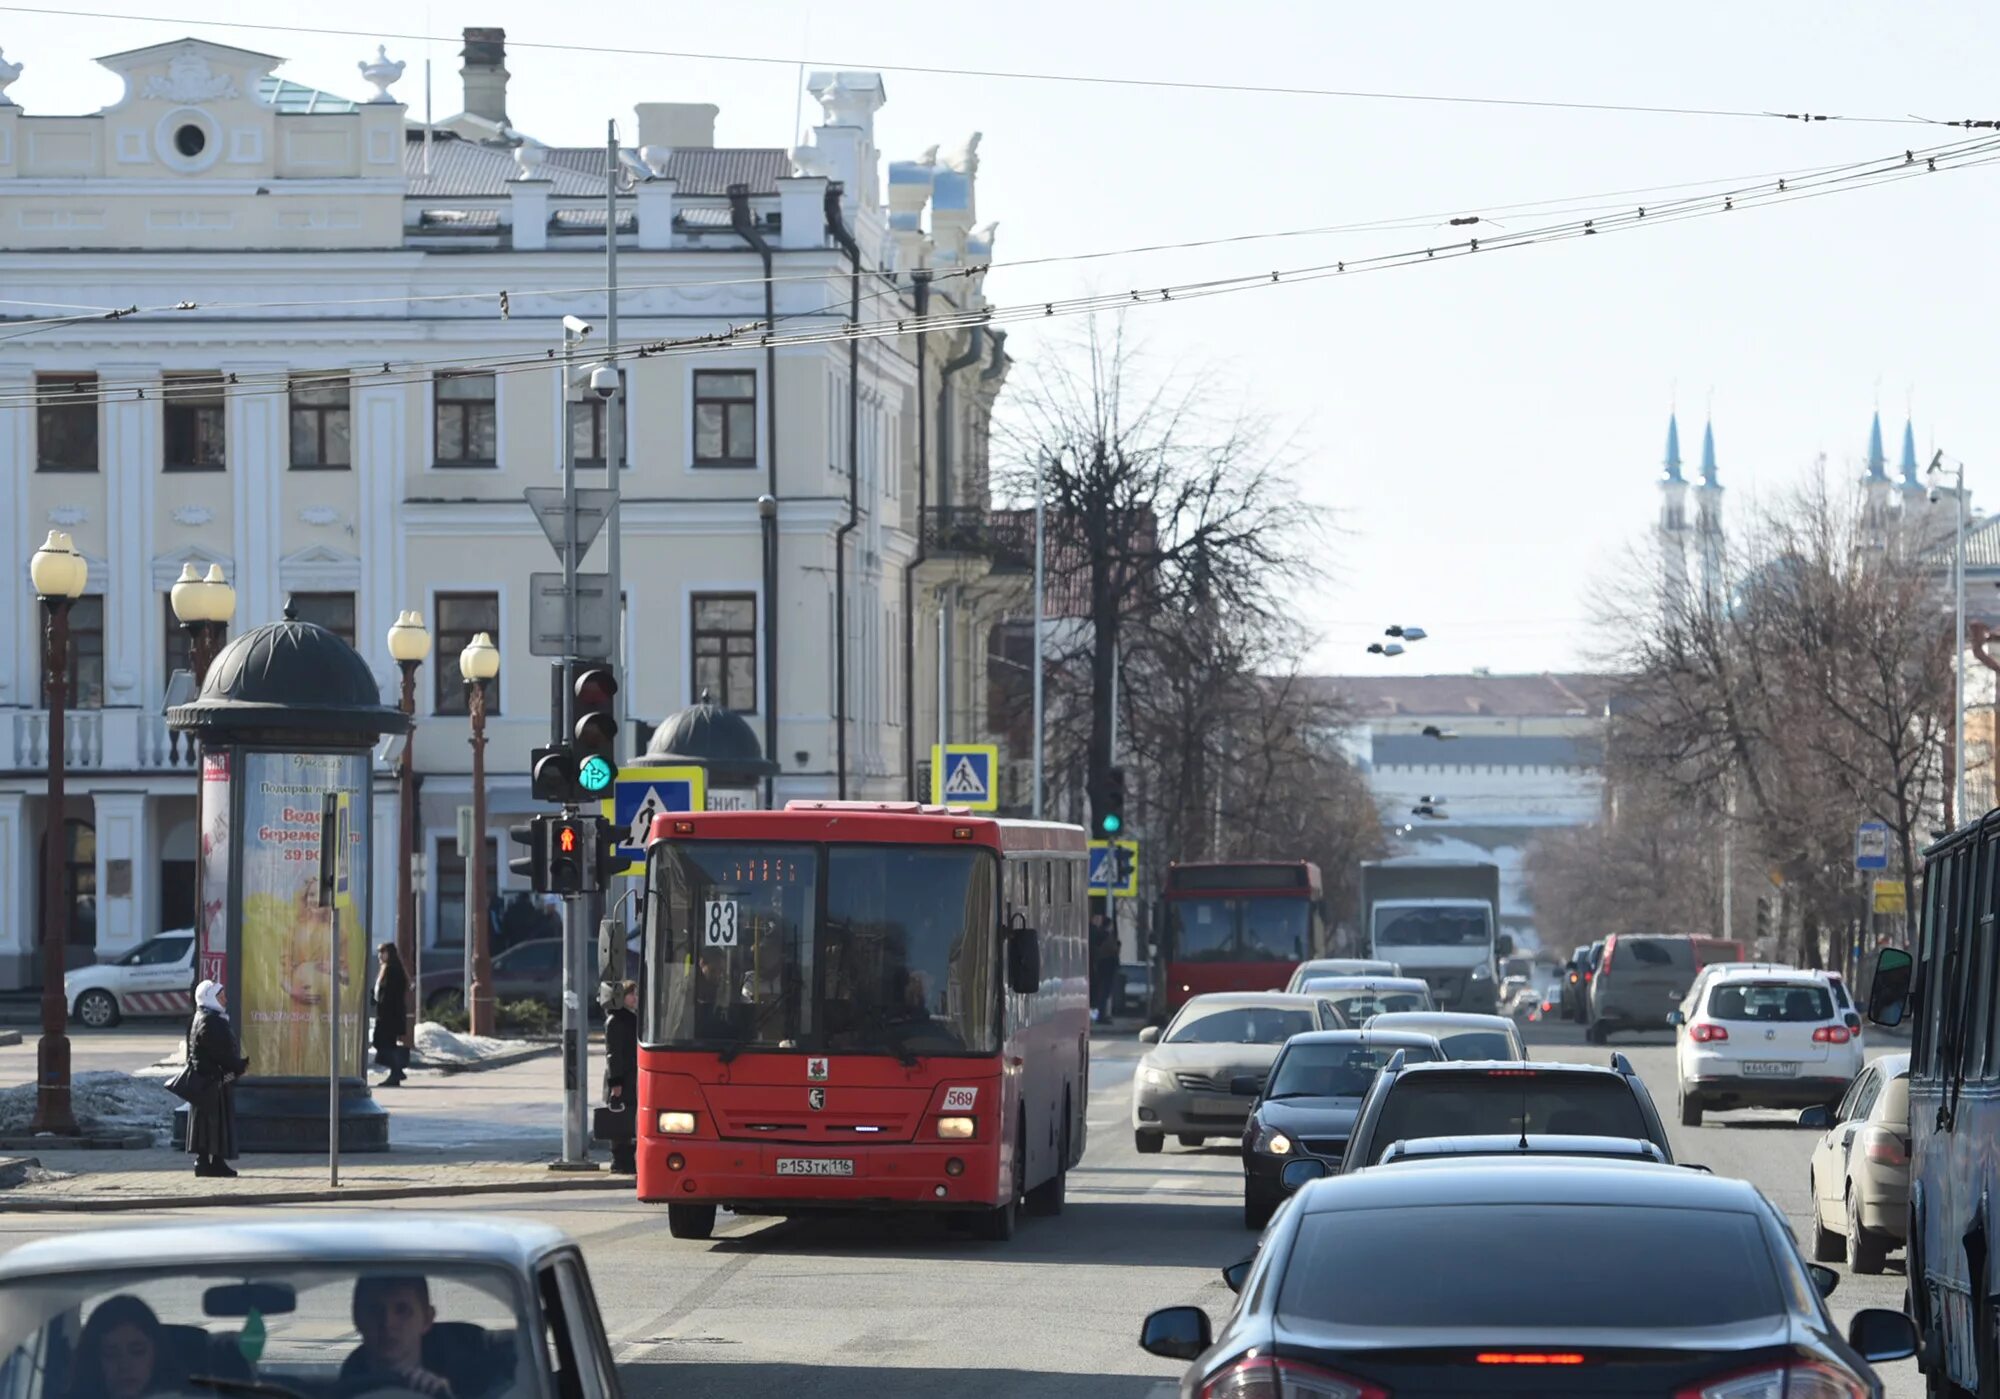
95;39;282;112
150;544;234;591
279;543;362;590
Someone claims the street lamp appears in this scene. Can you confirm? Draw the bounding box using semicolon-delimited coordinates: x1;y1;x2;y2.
169;562;235;687
459;630;500;1036
387;610;431;1031
29;530;87;1136
1928;451;1967;826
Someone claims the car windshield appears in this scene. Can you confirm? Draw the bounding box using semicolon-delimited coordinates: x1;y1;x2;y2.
1374;907;1489;948
1366;1074;1649;1163
1267;1042;1434;1098
1278;1205;1783;1330
1436;1030;1517;1060
1320;989;1429;1019
1168;898;1310;963
646;842;1001;1056
0;1263;544;1399
1166;1007;1317;1045
1709;982;1833;1022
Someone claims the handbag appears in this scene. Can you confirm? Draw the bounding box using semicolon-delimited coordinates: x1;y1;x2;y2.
162;1064;206;1103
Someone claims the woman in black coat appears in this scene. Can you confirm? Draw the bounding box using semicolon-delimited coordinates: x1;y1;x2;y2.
186;980;247;1178
372;943;410;1087
600;981;639;1173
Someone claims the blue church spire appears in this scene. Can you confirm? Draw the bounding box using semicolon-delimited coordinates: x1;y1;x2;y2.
1699;420;1719;487
1866;411;1888;482
1663;413;1683;483
1900;418;1920;486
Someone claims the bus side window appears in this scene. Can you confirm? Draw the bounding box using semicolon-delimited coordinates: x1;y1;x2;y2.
1972;840;2000;1081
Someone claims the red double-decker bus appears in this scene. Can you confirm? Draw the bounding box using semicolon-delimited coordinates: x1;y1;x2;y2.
1160;860;1327;1012
634;802;1089;1242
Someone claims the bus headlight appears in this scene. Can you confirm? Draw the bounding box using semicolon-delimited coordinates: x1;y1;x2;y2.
937;1116;976;1139
657;1111;697;1135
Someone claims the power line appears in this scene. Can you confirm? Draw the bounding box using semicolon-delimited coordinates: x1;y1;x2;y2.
0;4;1945;128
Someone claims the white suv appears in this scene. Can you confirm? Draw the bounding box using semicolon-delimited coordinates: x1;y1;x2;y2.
64;930;195;1028
1671;970;1863;1126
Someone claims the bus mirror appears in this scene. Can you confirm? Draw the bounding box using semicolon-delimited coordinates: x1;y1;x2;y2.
1007;928;1042;994
1866;947;1912;1027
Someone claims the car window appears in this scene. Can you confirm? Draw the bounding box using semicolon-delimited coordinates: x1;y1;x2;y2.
1323;989;1429;1019
1620;938;1678;967
1849;1072;1882;1120
1368;1074;1648;1163
1835;1068;1874;1122
124;937;192;967
1165;1007;1317;1044
1278;1205;1783;1330
1267;1042;1434;1098
1708;982;1833;1022
1437;1030;1517;1061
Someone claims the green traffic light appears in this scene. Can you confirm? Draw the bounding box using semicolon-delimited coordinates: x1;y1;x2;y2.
1101;813;1122;834
578;755;615;794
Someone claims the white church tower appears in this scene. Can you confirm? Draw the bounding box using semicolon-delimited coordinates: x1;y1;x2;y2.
1659;413;1691;609
1695;419;1724;614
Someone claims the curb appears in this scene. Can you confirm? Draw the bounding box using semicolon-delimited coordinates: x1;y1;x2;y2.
0;1031;20;1047
0;1157;37;1188
0;1173;630;1213
0;1133;153;1151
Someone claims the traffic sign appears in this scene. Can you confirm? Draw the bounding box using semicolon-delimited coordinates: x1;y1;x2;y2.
930;744;999;811
1854;821;1890;871
529;572;615;658
1872;878;1907;914
600;764;707;876
524;486;614;560
1088;839;1140;897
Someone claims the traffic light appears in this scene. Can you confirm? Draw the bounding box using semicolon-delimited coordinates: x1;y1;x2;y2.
594;816;623;889
1114;844;1136;888
548;815;590;895
531;745;577;805
572;665;620;801
1097;766;1126;838
509;819;547;889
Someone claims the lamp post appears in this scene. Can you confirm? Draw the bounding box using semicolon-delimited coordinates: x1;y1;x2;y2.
460;630;500;1036
1928;452;1968;826
30;530;87;1136
170;563;236;686
387;611;431;1031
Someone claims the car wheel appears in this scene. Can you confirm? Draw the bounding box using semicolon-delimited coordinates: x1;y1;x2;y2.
1177;1134;1205;1149
74;989;119;1029
666;1204;716;1240
1243;1181;1276;1231
1678;1090;1703;1127
1134;1131;1163;1155
1846;1185;1887;1274
1810;1183;1844;1263
1027;1111;1068;1216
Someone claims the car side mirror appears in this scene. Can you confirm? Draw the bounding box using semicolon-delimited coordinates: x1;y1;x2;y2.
1137;1026;1161;1045
1806;1264;1839;1299
1006;927;1042;995
1847;1307;1918;1363
1866;947;1912;1027
1797;1104;1832;1129
1139;1306;1212;1361
1221;1258;1254;1294
1280;1158;1327;1192
1666;1009;1685;1027
1230;1074;1264;1097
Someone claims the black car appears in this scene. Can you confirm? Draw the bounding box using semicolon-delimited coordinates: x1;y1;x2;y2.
1142;1159;1917;1397
1239;1029;1443;1228
1338;1053;1674;1171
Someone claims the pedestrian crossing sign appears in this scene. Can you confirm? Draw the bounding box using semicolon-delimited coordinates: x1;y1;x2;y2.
929;744;999;811
600;764;707;876
1088;839;1140;897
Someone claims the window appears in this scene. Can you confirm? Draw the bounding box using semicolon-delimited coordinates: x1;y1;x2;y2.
693;370;756;466
434;372;497;466
289;374;351;468
163;595;229;683
39;818;95;951
36;374;98;472
163;373;225;470
434;592;500;715
692;593;757;710
43;595;104;709
290;591;357;648
434;837;497;949
569;399;607;468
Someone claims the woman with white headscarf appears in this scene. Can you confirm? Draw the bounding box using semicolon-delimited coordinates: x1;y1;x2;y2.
185;979;247;1178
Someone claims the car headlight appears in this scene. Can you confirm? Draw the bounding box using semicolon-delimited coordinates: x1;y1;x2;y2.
1258;1127;1293;1156
657;1111;696;1135
937;1116;976;1139
1471;965;1493;981
1140;1067;1174;1091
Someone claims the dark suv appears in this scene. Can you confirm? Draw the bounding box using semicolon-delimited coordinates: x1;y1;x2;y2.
1338;1053;1674;1171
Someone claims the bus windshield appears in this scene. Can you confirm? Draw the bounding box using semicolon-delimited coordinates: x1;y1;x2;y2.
646;842;1001;1057
1170;897;1311;962
1374;906;1490;948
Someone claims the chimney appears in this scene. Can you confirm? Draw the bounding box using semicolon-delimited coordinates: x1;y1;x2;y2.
460;27;509;127
636;103;718;150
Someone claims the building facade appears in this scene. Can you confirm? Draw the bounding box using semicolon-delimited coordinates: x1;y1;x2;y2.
0;32;1008;985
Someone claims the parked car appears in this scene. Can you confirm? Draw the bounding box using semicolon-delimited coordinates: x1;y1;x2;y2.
64;930;194;1028
1671;970;1864;1125
1586;932;1697;1042
419;937;574;1013
0;1218;623;1399
1132;993;1349;1154
1801;1053;1912;1273
1362;1010;1525;1061
1142;1160;1917;1398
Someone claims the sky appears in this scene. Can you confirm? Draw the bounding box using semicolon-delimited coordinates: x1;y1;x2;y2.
7;0;1999;677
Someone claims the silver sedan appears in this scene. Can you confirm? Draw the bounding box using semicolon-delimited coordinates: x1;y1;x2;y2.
1132;992;1346;1153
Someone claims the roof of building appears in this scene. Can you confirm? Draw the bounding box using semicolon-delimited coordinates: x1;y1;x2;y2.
1306;673;1618;719
1867;410;1889;481
1699;420;1719;487
256;74;359;114
1901;419;1922;486
402;133;791;199
1662;413;1682;482
1371;733;1603;767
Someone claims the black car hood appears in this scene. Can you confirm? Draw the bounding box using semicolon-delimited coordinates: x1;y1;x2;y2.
1256;1099;1363;1137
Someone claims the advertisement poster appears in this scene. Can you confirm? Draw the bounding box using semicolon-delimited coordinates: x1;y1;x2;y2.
238;752;368;1079
198;753;232;989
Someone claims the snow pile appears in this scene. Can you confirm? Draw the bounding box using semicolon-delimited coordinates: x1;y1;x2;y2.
0;1071;177;1144
413;1021;531;1065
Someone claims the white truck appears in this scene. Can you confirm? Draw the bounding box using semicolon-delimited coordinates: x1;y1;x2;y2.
1359;858;1504;1014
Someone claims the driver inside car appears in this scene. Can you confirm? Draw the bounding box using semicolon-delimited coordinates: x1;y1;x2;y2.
343;1276;472;1399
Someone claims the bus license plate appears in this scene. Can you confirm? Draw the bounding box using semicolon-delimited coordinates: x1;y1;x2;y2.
1742;1061;1798;1077
776;1158;855;1176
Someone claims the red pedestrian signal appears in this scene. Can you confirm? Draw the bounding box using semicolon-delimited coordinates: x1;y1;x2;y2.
559;826;578;854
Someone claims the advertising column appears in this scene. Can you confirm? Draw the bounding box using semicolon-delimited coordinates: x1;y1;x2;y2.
197;754;232;990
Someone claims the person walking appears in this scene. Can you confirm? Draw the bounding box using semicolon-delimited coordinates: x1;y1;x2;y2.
600;980;639;1173
372;943;411;1087
1091;914;1121;1024
186;979;246;1178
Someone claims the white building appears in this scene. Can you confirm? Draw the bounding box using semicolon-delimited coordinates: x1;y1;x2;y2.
0;30;1011;986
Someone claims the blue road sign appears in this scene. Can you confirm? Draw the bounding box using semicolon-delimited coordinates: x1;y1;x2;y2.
601;765;706;877
930;744;999;811
1087;843;1117;892
1087;840;1140;897
1855;820;1890;872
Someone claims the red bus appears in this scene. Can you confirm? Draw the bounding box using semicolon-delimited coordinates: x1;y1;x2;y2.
634;801;1089;1242
1160;860;1327;1011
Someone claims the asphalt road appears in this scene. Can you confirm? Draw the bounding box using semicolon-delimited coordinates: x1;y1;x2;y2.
0;1021;1923;1398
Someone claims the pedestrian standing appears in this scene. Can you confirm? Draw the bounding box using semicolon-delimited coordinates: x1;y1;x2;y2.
1093;915;1121;1023
600;980;639;1173
186;979;246;1178
1087;913;1110;1023
372;943;410;1087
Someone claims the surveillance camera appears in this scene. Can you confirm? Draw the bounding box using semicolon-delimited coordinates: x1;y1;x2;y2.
589;363;618;400
563;315;593;337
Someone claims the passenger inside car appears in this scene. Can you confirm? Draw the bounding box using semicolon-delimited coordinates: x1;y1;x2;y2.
343;1276;496;1399
70;1297;167;1399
